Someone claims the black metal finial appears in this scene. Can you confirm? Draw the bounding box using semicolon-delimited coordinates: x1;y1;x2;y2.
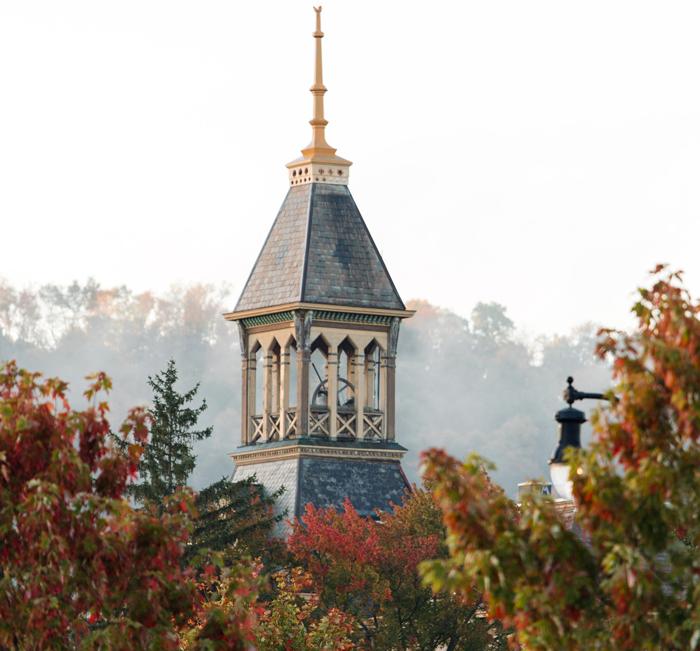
565;376;575;406
550;377;610;466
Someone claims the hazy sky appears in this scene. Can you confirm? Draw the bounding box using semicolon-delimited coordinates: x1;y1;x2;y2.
1;1;698;335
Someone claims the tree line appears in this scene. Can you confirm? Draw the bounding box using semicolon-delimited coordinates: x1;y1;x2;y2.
0;279;611;493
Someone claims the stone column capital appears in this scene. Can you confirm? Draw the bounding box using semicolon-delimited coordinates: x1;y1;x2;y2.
237;321;248;358
294;310;314;352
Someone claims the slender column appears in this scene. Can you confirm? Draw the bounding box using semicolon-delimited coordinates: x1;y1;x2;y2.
384;318;400;441
327;349;338;437
271;350;280;416
365;355;376;409
262;349;273;439
379;353;388;439
294;311;313;435
280;346;290;437
240;356;249;444
354;353;366;438
248;353;257;430
297;347;310;434
237;323;250;445
384;356;396;441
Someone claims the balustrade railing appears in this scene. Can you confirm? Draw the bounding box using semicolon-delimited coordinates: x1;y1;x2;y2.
250;407;384;443
267;414;281;441
250;414;264;443
309;407;330;437
284;408;298;439
362;410;384;440
336;406;357;440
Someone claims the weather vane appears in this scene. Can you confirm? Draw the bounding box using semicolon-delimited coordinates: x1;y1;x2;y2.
563;376;607;407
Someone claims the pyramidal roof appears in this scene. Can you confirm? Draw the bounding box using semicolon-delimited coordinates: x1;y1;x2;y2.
234;183;404;313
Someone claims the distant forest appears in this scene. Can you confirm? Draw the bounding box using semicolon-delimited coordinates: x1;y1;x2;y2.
0;279;610;493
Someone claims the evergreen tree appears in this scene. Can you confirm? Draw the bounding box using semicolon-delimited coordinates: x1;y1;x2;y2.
131;360;283;559
131;358;212;508
189;476;285;564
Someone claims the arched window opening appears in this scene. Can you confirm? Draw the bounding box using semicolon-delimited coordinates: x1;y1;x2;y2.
365;342;382;412
309;337;330;437
281;338;299;439
287;339;298;408
253;344;264;416
269;339;281;417
309;338;329;410
337;338;356;411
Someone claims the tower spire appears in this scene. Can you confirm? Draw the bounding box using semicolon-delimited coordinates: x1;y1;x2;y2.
305;6;332;157
287;6;351;187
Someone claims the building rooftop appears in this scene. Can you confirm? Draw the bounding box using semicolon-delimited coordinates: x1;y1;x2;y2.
234;182;405;313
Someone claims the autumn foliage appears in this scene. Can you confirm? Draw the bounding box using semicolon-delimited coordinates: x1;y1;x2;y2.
0;363;259;650
254;568;357;651
290;492;507;650
9;266;695;649
421;267;700;651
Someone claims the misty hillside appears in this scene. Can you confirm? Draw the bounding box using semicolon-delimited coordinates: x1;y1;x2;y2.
0;279;610;494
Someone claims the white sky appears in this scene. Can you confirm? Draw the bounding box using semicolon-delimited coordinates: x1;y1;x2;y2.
1;1;698;335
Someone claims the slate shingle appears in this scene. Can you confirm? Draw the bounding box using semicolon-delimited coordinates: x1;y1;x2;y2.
297;457;410;517
232;453;410;531
235;183;404;312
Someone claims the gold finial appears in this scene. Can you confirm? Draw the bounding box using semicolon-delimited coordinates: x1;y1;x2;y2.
286;7;351;186
306;6;333;157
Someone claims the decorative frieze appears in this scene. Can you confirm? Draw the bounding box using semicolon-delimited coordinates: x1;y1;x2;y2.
231;442;406;467
314;310;393;326
241;311;295;328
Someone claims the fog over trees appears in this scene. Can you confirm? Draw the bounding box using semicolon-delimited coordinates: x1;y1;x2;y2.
0;279;610;493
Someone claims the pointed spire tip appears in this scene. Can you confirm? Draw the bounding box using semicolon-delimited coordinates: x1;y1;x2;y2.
313;6;323;36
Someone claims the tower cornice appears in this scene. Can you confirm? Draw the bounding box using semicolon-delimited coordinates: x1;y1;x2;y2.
230;439;407;467
224;301;415;324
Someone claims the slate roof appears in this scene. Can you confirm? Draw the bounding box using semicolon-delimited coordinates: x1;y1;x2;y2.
232;451;411;533
297;457;410;518
235;183;405;312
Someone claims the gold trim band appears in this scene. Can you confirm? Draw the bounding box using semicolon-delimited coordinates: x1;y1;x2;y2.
230;443;406;466
225;302;414;322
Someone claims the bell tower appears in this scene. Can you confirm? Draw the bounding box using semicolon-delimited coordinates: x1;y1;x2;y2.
226;7;413;525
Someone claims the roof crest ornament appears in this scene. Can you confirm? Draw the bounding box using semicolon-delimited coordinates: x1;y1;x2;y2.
286;6;352;186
